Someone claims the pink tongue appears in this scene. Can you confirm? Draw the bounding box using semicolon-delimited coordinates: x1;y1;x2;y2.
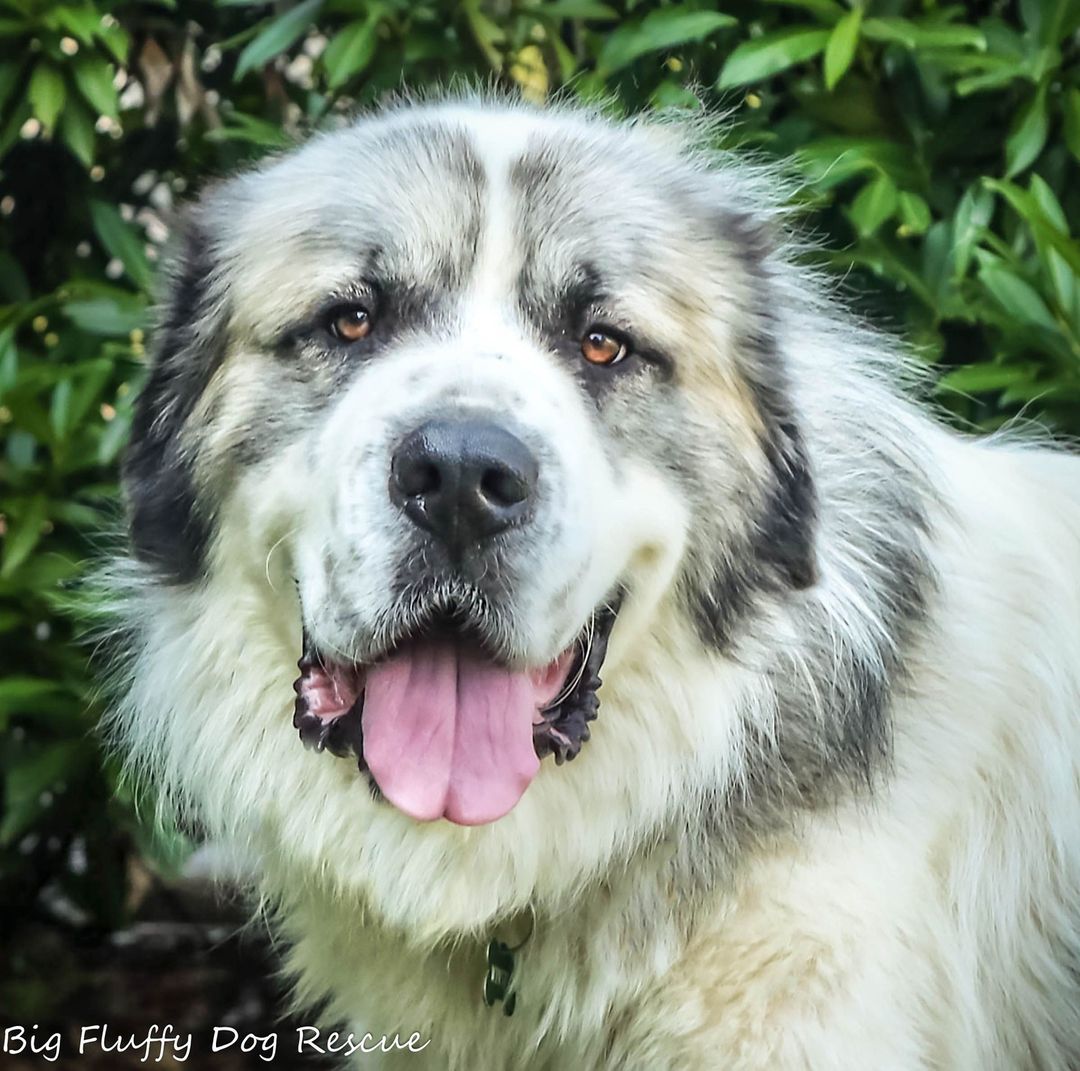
362;643;571;826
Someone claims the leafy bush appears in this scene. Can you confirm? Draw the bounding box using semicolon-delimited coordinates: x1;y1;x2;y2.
1;0;1078;964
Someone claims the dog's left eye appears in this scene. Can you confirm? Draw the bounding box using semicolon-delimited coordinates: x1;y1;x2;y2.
581;328;628;366
326;304;372;343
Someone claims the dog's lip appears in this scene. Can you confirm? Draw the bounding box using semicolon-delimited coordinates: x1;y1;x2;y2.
291;599;620;773
531;600;619;764
291;654;366;762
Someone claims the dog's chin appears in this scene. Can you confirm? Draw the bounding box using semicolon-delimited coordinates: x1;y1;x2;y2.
292;598;620;827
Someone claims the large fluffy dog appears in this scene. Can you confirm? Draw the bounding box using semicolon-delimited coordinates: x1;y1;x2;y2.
110;99;1080;1069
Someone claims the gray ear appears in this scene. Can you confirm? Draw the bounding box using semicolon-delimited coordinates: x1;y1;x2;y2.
743;353;818;592
123;214;227;583
724;209;818;593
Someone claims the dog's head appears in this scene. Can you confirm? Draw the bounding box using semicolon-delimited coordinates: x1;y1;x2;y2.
121;100;820;921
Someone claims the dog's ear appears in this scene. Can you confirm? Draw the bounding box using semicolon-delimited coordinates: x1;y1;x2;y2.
123;212;227;583
723;209;818;593
742;348;818;592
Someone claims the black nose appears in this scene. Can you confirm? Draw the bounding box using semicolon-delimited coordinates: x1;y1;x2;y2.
390;418;539;553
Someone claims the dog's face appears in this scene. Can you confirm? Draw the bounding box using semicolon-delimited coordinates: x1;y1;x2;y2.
123;103;817;912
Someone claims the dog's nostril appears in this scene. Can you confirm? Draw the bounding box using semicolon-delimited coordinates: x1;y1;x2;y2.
396;459;441;498
480;465;529;507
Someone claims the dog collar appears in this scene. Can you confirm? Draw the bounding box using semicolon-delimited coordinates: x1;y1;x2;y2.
482;907;535;1016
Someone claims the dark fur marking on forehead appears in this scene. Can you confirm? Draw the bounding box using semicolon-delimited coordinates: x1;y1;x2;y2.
373;120;486;294
508;143;562;205
508;140;611;288
124;218;223;583
517;260;603;335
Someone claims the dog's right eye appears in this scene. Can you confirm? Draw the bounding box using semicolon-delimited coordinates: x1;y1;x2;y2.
325;304;372;343
581;328;629;366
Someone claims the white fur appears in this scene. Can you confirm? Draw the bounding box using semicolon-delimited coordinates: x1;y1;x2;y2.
109;102;1080;1069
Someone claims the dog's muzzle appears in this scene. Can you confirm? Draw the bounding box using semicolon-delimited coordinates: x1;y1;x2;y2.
291;412;619;827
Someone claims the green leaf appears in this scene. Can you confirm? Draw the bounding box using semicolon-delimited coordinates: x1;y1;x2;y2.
848;173;897;236
0;678;65;720
1018;0;1044;39
54;4;103;44
0;61;21;118
952;184;994;278
0;550;80;598
921;219;954;306
50;499;107;528
235;0;324;81
0;253;28;304
978;262;1058;332
650;79;704;111
204;111;293;148
62;296;147;336
59;94;96;166
861;17;986;51
897;191;931;236
1020;0;1078;46
937;363;1036;395
824;8;861;91
955;62;1023;97
462;0;507;69
762;0;844;22
89;200;153;291
95;19;131;64
71;55;118;121
97;408;131;466
28;63;65;134
544;26;580;82
50;377;72;442
1064;89;1080;165
1;495;48;578
1026;176;1077;321
322;13;380;89
1000;382;1080;407
717;28;830;89
983;179;1080;281
1027;175;1068;232
0;326;16;392
1005;84;1048;178
793;137;923;191
531;0;617;18
826;239;936;307
0;740;84;845
599;8;736;76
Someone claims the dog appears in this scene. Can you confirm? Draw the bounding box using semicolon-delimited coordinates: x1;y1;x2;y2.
108;97;1080;1069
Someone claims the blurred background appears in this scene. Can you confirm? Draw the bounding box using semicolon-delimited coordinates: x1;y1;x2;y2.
1;0;1078;1065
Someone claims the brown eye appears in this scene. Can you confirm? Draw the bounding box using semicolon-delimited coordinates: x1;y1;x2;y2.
328;305;372;342
581;328;628;366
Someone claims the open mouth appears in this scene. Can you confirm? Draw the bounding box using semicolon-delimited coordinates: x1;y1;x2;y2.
292;600;619;826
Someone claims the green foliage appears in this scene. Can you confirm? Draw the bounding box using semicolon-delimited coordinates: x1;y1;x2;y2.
1;0;1078;956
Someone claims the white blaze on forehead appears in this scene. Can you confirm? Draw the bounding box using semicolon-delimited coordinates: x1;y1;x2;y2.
457;111;533;308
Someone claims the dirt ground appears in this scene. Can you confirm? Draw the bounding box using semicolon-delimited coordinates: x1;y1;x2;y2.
3;874;342;1071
